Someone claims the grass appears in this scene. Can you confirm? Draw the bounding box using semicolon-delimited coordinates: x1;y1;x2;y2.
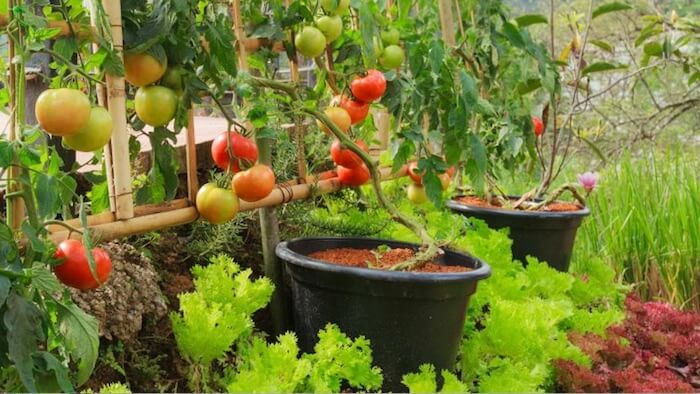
572;149;700;311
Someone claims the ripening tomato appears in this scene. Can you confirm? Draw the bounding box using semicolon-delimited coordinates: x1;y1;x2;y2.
124;52;167;87
532;115;544;137
196;182;239;224
135;86;178;127
339;95;370;125
36;88;91;136
439;173;451;190
350;70;386;103
211;131;259;172
233;164;276;202
407;183;428;204
161;65;185;94
446;166;456;177
330;139;368;169
337;164;370;186
317;107;352;135
380;45;405;69
54;239;112;290
63;106;113;152
407;162;423;185
295;26;327;58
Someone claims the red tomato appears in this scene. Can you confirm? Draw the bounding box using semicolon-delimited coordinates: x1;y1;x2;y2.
233;164;276;202
446;166;456;177
330;139;368;169
532;115;544;137
339;95;370;125
407;162;423;185
211;131;259;172
337;164;370;186
350;70;387;103
54;240;112;290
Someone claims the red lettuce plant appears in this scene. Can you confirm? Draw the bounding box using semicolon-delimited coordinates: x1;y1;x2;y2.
555;294;700;392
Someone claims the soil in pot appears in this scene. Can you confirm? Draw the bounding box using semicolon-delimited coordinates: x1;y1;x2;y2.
455;195;583;212
308;246;472;273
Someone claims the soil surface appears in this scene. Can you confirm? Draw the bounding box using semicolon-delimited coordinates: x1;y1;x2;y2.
308;247;471;273
456;195;583;212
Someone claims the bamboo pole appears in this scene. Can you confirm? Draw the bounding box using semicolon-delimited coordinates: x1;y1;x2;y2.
438;0;456;47
49;167;408;243
6;3;24;231
231;0;248;70
185;109;199;201
285;0;307;181
102;0;134;219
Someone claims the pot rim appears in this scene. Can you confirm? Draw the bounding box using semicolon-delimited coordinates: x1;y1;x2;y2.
276;236;491;283
447;195;591;219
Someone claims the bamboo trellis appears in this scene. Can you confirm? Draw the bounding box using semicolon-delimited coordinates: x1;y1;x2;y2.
3;0;459;244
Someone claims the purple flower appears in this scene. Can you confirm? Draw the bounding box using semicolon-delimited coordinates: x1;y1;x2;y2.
577;171;599;192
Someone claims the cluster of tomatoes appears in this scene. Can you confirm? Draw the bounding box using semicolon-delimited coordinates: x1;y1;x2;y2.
196;131;276;224
35;88;113;152
320;69;387;186
124;52;182;128
376;27;405;70
295;0;349;58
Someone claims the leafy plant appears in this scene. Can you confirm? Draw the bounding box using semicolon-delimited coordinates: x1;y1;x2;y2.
555;294;700;392
401;364;468;393
226;324;383;393
170;254;273;391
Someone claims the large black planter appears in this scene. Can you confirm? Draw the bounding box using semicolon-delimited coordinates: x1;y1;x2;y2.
446;198;590;272
276;237;491;392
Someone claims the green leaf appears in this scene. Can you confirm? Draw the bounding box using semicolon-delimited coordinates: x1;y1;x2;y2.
33;352;74;393
517;78;541;95
592;2;633;19
402;364;437;393
515;14;548;27
502;21;525;48
459;71;478;109
56;302;99;385
643;41;663;56
29;263;63;295
689;72;700;86
581;62;627;76
21;222;46;254
0;277;10;307
4;292;45;392
88;180;110;214
0;139;12;167
589;39;614;53
35;173;58;220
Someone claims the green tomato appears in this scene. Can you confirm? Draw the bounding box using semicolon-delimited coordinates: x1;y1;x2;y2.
160;65;185;94
320;0;349;16
295;26;327;58
407;184;428;204
135;86;178;127
63;106;113;152
381;28;400;46
316;15;342;43
380;45;405;69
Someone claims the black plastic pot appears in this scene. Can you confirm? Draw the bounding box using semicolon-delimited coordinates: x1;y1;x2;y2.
446;198;590;272
276;237;491;392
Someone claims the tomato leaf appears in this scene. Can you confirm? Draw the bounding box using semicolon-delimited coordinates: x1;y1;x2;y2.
0;139;13;167
3;292;45;392
29;263;62;295
35;173;57;220
501;22;525;48
582;62;627;76
592;2;633;19
517;78;542;95
33;352;74;393
515;14;548;27
392;140;415;175
0;277;9;308
56;301;99;385
87;179;110;214
22;222;46;254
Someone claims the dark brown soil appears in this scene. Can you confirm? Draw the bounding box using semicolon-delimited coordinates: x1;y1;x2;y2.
456;195;583;212
308;247;471;273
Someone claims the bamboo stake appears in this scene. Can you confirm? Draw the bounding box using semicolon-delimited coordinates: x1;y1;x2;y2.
438;0;456;47
231;0;248;70
285;0;307;181
6;2;24;231
49;167;408;243
185;109;199;201
102;0;133;219
89;1;115;213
